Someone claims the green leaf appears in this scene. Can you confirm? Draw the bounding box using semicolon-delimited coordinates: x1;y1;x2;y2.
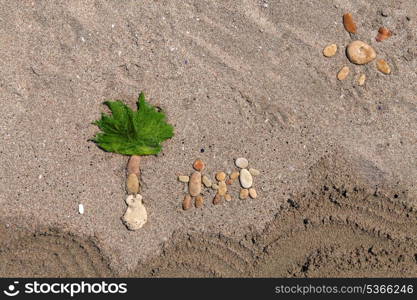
92;92;174;155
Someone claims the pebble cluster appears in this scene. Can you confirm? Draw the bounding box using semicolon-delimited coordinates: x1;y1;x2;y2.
323;12;393;85
178;157;260;210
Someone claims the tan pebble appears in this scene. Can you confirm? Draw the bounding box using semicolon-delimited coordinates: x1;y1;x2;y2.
249;168;260;176
126;173;140;194
225;194;232;201
249;188;258;199
322;44;337;57
195;195;204;208
127;155;141;177
240;189;249;200
358;74;366;86
346;41;376;65
178;175;189;183
337;66;350;81
226;179;233;185
376;59;391;74
215;172;226;181
189;172;202;196
235;157;249;169
239;169;253;188
202;175;212;188
182;194;192;210
211;183;219;190
230;171;239;180
218;181;227;196
213;194;222;205
193;159;205;171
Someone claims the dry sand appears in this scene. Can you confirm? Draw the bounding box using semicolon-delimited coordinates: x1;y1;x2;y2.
0;0;416;277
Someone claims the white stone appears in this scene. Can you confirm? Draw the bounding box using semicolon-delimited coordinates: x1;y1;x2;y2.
239;169;253;188
235;157;249;169
249;168;260;176
78;204;84;214
122;194;147;231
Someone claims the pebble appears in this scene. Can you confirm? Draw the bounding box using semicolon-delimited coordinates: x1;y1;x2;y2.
218;181;227;196
213;194;222;205
225;194;232;201
78;204;84;214
322;44;337;57
337;66;350;81
239;169;253;188
226;179;233;185
178;175;190;183
376;27;392;42
358;74;366;86
240;189;249;200
346;41;376;65
182;194;192;210
193;159;205;171
230;171;240;180
249;188;258;199
249;168;260;176
211;183;219;190
215;172;226;181
235;157;249;169
195;195;204;208
343;13;357;33
376;59;391;74
126;173;140;194
189;172;202;196
202;175;212;188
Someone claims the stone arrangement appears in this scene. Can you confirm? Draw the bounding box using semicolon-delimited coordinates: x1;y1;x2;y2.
179;157;260;210
323;12;393;85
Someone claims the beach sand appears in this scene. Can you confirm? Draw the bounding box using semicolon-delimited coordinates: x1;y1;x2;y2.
0;0;416;277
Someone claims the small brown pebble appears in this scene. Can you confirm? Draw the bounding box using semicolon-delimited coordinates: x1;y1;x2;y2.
376;59;391;74
215;172;226;181
195;195;204;208
189;172;202;196
343;13;357;33
126;173;140;194
225;194;232;201
240;189;249;200
182;194;192;210
213;194;222;205
358;74;366;86
226;179;233;185
323;44;337;57
230;171;239;180
202;175;212;188
376;27;392;42
337;66;350;81
249;188;257;199
218;181;227;196
127;155;141;177
178;175;189;183
193;159;205;171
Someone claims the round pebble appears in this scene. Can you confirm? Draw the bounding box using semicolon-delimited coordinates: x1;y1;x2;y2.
358;74;366;86
249;188;257;199
323;44;337;57
215;172;226;181
346;41;376;65
239;169;253;188
240;189;249;200
193;159;205;171
218;181;227;196
189;172;202;196
337;66;350;81
178;175;190;183
202;175;212;188
249;168;260;176
235;157;249;169
230;171;240;180
376;59;391;74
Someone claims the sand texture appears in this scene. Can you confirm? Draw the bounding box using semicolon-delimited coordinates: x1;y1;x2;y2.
0;0;416;277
